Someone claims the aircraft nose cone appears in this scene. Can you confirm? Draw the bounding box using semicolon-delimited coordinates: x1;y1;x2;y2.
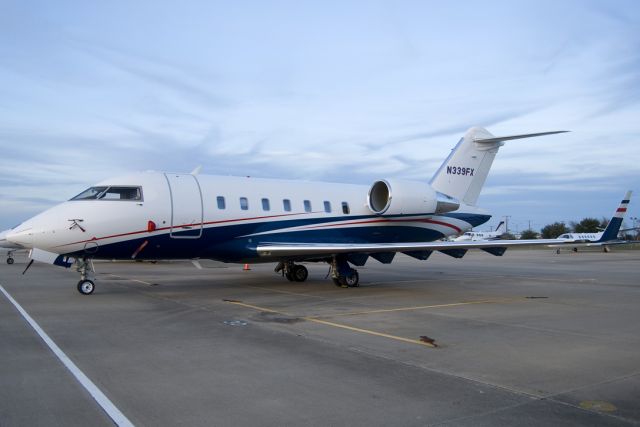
6;228;33;248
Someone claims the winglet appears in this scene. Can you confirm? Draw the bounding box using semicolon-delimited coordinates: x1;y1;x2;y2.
190;165;203;175
473;130;569;144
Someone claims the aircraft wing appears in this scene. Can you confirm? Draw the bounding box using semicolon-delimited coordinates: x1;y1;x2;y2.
256;238;565;257
583;240;634;247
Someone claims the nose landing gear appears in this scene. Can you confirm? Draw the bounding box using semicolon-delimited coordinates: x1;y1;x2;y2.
6;251;14;265
76;257;96;295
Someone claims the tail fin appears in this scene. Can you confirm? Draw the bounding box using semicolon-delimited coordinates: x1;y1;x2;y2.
495;220;505;232
599;191;632;242
430;127;568;206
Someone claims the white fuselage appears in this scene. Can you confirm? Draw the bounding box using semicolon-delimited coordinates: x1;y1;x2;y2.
453;230;503;242
557;232;604;243
6;172;489;262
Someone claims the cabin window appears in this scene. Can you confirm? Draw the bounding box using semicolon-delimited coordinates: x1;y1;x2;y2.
283;199;291;212
216;196;226;209
262;198;270;211
324;201;331;213
304;200;312;212
71;186;142;201
240;197;249;210
341;201;350;214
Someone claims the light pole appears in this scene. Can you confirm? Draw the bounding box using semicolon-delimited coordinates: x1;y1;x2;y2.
631;216;638;240
504;216;511;234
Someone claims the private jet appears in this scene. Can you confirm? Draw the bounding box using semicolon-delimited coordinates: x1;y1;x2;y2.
6;127;572;294
552;191;633;253
453;220;506;242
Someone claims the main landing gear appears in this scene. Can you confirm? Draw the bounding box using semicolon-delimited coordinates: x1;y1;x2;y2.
330;255;360;288
274;256;360;288
6;251;14;264
75;257;96;295
275;261;309;282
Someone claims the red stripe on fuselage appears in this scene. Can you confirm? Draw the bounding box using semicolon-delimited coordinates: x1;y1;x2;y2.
302;217;462;233
54;213;462;249
53;212;306;248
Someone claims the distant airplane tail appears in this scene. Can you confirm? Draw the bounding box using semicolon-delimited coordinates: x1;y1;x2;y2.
495;220;505;233
599;191;632;242
430;127;568;206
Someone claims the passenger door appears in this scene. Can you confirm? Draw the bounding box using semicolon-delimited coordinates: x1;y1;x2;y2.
164;173;203;238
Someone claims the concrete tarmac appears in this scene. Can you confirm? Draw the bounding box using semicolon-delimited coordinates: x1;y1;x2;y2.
1;249;639;426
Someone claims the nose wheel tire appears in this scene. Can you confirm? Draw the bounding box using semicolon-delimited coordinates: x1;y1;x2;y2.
7;257;14;265
77;279;95;295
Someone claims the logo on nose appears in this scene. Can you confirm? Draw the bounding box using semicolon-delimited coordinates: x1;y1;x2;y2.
68;219;86;232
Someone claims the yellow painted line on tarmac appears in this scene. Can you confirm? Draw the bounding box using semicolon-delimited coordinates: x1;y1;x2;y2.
317;298;519;318
108;274;154;286
131;279;154;286
304;317;436;347
227;301;287;315
225;300;436;348
242;285;328;299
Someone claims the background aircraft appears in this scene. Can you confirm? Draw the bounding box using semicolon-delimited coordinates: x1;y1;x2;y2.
552;191;633;253
6;127;569;295
453;220;505;242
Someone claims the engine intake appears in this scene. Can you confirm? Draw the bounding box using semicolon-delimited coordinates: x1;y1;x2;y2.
367;179;459;216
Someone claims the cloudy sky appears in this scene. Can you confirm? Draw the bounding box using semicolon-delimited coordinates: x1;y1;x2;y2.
1;0;639;232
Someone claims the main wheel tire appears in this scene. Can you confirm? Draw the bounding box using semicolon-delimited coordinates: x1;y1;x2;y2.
292;265;308;282
343;270;359;287
573;247;578;252
555;249;561;254
77;279;95;295
7;257;14;265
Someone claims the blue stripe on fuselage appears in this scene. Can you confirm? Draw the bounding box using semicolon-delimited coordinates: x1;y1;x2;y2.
65;212;491;262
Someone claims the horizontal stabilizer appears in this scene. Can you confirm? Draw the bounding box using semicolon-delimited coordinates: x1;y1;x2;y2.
474;130;569;144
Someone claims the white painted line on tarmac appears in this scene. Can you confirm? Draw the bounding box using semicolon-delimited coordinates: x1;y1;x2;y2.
0;284;134;427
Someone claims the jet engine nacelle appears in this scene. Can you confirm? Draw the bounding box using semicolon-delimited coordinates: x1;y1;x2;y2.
367;179;460;215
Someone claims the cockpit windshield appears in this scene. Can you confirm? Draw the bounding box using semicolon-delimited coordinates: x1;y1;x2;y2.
71;186;142;201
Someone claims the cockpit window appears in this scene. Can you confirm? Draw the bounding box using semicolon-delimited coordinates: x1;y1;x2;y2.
71;186;142;201
71;187;109;200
